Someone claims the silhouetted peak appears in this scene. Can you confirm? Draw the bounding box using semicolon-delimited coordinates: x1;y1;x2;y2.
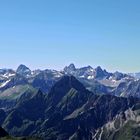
16;64;31;76
95;66;103;72
64;63;76;73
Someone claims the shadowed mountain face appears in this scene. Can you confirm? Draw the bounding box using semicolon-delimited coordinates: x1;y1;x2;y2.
0;65;140;139
16;64;32;77
35;95;138;140
0;127;8;137
93;103;140;140
2;76;92;137
0;75;139;140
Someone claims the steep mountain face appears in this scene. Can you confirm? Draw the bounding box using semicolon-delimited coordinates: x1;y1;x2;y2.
35;94;139;140
129;72;140;79
0;64;140;139
0;69;16;92
2;76;91;137
0;122;38;140
124;80;140;98
64;63;76;74
63;64;129;82
63;64;137;96
113;71;128;80
2;89;46;136
16;64;31;77
0;74;28;92
94;103;140;140
45;76;91;118
94;66;110;79
112;80;140;98
0;127;8;138
0;65;63;98
30;69;63;93
64;64;96;80
0;85;38;110
0;64;138;99
0;69;15;82
46;76;86;105
0;75;139;140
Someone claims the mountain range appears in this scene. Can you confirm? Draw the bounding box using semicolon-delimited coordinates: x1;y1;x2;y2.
0;64;140;140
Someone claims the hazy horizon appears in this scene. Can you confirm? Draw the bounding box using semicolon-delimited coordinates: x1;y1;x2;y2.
0;63;139;74
0;0;140;73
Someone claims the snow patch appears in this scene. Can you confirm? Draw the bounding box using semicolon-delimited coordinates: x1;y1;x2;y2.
87;75;94;79
0;80;10;88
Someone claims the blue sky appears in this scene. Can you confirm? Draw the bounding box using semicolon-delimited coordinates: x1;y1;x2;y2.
0;0;140;72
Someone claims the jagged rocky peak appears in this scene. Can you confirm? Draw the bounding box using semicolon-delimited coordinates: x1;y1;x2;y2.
64;63;76;74
95;66;103;73
113;71;126;80
16;64;31;76
86;65;93;69
68;63;76;69
95;66;108;78
79;65;94;71
47;75;87;107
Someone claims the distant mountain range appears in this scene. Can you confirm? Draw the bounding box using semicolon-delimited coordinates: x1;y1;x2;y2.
0;63;139;99
128;72;140;79
0;64;140;140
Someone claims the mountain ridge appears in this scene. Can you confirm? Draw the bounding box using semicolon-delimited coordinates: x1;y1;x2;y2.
0;73;139;139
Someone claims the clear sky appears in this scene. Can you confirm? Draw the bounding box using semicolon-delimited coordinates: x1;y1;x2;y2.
0;0;140;72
